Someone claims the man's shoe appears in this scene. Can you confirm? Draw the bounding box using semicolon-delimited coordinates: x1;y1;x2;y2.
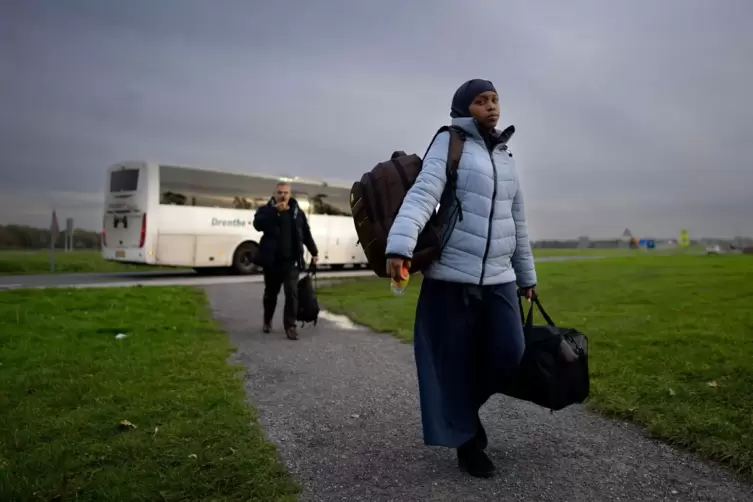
262;323;271;333
457;442;496;478
285;327;299;340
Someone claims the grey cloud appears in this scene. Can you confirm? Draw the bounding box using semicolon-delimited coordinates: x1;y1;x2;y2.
1;0;752;239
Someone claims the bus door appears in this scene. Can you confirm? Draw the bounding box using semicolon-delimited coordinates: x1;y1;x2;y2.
103;165;147;254
298;192;330;265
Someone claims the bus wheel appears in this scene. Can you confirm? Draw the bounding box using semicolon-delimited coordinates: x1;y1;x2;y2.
232;242;259;275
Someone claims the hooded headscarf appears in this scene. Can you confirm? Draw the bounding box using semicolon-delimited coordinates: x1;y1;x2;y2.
450;79;497;119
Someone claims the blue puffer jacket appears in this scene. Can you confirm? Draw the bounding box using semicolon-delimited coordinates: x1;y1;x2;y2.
385;117;537;287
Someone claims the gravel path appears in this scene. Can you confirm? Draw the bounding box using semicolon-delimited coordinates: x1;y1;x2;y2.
205;283;752;502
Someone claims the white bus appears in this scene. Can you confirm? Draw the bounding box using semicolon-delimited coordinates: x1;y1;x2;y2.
101;161;367;274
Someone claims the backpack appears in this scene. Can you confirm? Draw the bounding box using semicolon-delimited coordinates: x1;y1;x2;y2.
296;262;319;326
350;126;466;278
502;294;590;412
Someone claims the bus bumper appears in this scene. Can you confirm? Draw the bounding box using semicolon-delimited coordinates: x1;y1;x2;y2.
102;247;154;265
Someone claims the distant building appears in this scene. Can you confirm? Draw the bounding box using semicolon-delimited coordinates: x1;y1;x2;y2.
529;234;750;251
733;236;753;249
590;239;622;249
620;228;634;249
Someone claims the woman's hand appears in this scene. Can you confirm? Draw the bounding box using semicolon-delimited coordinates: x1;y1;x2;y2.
386;257;411;280
520;286;536;301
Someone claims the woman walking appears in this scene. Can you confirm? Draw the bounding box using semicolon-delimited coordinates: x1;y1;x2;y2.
385;78;538;478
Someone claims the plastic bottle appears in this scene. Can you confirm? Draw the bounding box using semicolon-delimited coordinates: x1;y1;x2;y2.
390;265;410;295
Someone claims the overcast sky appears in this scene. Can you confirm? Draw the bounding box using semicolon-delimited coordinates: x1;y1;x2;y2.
1;0;751;239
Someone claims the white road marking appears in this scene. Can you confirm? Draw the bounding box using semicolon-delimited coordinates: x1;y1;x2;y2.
317;310;365;331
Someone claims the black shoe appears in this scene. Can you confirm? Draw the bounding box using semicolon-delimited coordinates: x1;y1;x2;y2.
262;322;271;333
474;419;488;450
285;327;299;340
457;442;495;478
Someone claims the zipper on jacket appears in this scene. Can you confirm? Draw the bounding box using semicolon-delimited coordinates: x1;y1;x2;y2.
478;147;498;286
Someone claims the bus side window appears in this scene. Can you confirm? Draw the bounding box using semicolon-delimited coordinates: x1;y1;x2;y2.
293;192;311;215
290;190;311;215
311;193;351;216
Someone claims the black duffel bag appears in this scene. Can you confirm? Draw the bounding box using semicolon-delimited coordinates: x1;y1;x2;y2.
502;293;590;412
296;261;320;327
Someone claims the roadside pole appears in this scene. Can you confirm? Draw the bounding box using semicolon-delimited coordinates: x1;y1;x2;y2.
50;209;60;272
66;218;74;252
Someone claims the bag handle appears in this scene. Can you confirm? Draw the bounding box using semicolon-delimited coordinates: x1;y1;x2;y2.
307;259;317;274
307;259;318;290
518;291;556;329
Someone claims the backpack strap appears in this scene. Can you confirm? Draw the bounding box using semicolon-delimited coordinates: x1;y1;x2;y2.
420;125;466;212
421;126;465;166
424;126;466;254
444;126;465;221
446;127;465;172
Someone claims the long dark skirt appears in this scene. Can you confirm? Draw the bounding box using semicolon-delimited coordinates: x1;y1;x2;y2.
414;277;525;448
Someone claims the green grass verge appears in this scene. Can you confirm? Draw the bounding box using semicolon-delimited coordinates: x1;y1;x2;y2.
0;250;185;275
317;254;753;478
0;287;297;501
531;245;703;258
532;248;637;257
0;246;700;276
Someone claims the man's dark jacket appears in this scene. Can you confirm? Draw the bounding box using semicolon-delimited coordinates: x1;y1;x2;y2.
253;197;318;269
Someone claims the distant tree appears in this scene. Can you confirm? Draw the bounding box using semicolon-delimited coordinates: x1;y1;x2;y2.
0;224;102;250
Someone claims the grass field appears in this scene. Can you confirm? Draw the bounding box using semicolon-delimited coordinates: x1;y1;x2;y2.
0;249;184;275
0;247;698;276
0;287;297;501
531;245;703;258
317;254;753;478
532;248;638;257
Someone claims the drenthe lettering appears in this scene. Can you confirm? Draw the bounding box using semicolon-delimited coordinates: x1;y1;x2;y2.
211;217;247;227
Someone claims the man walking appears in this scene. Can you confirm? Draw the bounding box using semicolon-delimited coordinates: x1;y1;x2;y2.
253;181;318;340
